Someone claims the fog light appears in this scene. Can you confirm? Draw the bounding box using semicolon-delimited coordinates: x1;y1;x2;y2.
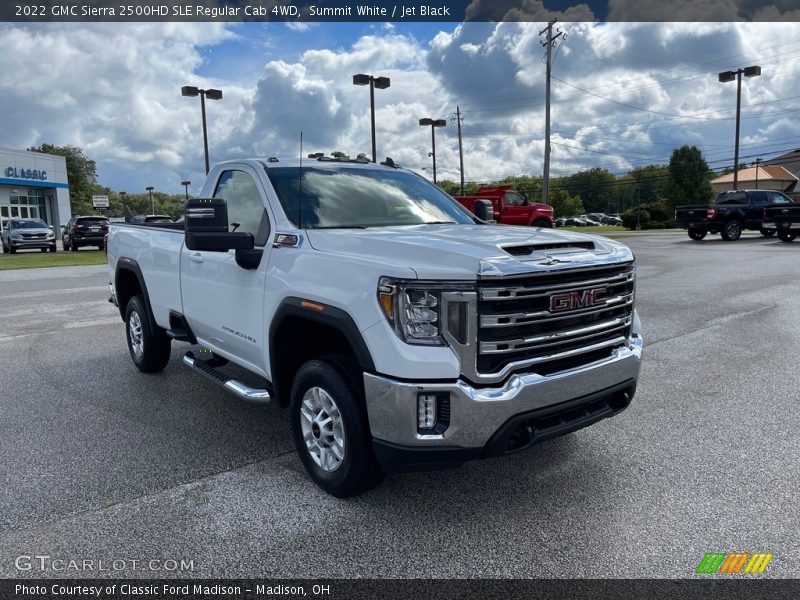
417;394;437;429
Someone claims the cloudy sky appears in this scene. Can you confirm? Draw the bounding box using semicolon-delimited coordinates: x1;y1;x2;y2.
1;20;799;194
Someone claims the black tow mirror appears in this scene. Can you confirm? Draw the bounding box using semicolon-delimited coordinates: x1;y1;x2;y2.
474;199;495;223
184;198;254;252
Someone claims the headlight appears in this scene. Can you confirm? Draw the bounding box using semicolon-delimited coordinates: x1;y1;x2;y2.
378;277;474;346
46;232;55;239
10;234;23;240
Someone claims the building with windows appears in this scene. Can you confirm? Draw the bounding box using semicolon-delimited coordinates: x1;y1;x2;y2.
0;147;71;231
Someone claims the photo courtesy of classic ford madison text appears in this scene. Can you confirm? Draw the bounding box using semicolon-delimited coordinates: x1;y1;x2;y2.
1;2;799;597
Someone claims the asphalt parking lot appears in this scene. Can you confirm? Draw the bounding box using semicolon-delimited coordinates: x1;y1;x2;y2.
0;231;797;579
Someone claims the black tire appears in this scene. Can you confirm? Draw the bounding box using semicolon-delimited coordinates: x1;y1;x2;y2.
777;231;797;243
688;229;707;241
760;228;775;237
70;241;78;251
50;246;57;253
124;295;171;373
532;219;552;228
720;220;742;241
290;355;383;497
8;246;15;254
40;248;48;252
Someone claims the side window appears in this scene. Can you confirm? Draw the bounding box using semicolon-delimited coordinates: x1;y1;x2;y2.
749;192;768;205
213;170;269;246
504;192;526;206
769;192;792;205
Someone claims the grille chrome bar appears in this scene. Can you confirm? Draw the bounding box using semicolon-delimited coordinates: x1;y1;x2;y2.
481;293;633;328
480;316;632;354
480;269;634;301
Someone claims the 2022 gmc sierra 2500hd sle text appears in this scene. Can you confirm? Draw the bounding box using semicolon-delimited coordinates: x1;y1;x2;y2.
107;157;643;497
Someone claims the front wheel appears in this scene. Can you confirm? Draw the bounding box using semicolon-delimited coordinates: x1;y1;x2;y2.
70;241;78;251
688;229;707;241
760;228;775;237
531;219;552;228
291;356;383;497
777;231;797;243
125;295;171;373
720;220;742;241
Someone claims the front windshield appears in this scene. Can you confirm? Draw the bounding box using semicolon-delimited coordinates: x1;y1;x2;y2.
266;166;475;229
12;219;48;229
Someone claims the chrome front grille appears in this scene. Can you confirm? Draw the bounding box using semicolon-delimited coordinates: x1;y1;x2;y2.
475;263;635;377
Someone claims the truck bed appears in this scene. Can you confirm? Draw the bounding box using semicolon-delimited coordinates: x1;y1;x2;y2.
107;223;185;329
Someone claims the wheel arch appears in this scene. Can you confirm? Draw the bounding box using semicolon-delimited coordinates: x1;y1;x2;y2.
115;259;157;331
269;298;375;407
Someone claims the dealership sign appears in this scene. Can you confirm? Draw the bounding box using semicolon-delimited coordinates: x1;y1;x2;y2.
92;195;109;208
5;167;47;181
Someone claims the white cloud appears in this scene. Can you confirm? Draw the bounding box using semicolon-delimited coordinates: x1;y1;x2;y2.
2;21;800;194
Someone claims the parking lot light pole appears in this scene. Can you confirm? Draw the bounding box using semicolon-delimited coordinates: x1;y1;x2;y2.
352;74;391;163
719;66;761;190
181;86;223;175
146;187;154;215
419;118;446;184
181;180;191;200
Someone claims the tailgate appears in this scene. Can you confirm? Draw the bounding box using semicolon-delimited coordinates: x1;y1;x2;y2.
674;206;710;222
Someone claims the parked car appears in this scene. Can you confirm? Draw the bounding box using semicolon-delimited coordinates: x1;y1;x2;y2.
107;157;643;497
453;186;554;227
2;218;57;254
130;214;174;224
601;215;623;226
62;216;110;251
674;190;793;241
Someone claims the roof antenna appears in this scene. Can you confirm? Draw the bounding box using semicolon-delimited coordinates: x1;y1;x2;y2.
298;131;303;229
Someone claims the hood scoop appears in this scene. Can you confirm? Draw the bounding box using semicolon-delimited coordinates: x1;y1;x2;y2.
502;241;595;257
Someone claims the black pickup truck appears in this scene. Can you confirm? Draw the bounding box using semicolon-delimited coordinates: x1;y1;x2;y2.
763;203;800;242
674;189;794;241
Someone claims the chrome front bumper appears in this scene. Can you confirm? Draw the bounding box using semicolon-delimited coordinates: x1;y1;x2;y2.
364;334;643;450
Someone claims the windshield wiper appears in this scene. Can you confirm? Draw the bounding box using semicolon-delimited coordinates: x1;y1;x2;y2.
421;221;456;225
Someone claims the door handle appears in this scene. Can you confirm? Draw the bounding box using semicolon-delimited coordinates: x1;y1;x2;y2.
189;252;204;263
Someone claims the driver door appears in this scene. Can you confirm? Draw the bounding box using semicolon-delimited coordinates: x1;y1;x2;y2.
180;166;272;372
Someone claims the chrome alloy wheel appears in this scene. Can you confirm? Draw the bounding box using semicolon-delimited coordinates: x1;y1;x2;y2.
128;311;144;359
300;387;346;472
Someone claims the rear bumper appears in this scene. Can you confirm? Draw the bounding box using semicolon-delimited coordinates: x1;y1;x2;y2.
365;333;643;472
72;234;106;244
765;221;800;230
674;219;712;230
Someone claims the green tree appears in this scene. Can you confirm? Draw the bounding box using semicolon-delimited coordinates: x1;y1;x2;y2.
27;144;98;215
664;145;713;210
560;167;617;213
547;188;584;217
330;150;347;158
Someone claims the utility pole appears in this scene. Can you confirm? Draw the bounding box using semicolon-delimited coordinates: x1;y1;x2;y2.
540;18;563;206
452;105;465;195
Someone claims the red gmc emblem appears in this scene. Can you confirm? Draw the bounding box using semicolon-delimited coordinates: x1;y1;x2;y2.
549;287;607;312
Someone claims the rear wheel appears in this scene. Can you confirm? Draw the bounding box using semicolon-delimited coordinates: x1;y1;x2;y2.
720;220;742;241
291;355;383;497
777;231;796;243
760;228;775;237
688;229;707;241
125;295;171;373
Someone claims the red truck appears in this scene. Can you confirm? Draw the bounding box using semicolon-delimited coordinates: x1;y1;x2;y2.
453;185;553;227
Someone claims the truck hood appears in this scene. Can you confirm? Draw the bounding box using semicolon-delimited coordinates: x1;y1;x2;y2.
305;224;633;280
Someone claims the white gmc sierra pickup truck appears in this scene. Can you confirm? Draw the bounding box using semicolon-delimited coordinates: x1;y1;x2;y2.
107;157;643;497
